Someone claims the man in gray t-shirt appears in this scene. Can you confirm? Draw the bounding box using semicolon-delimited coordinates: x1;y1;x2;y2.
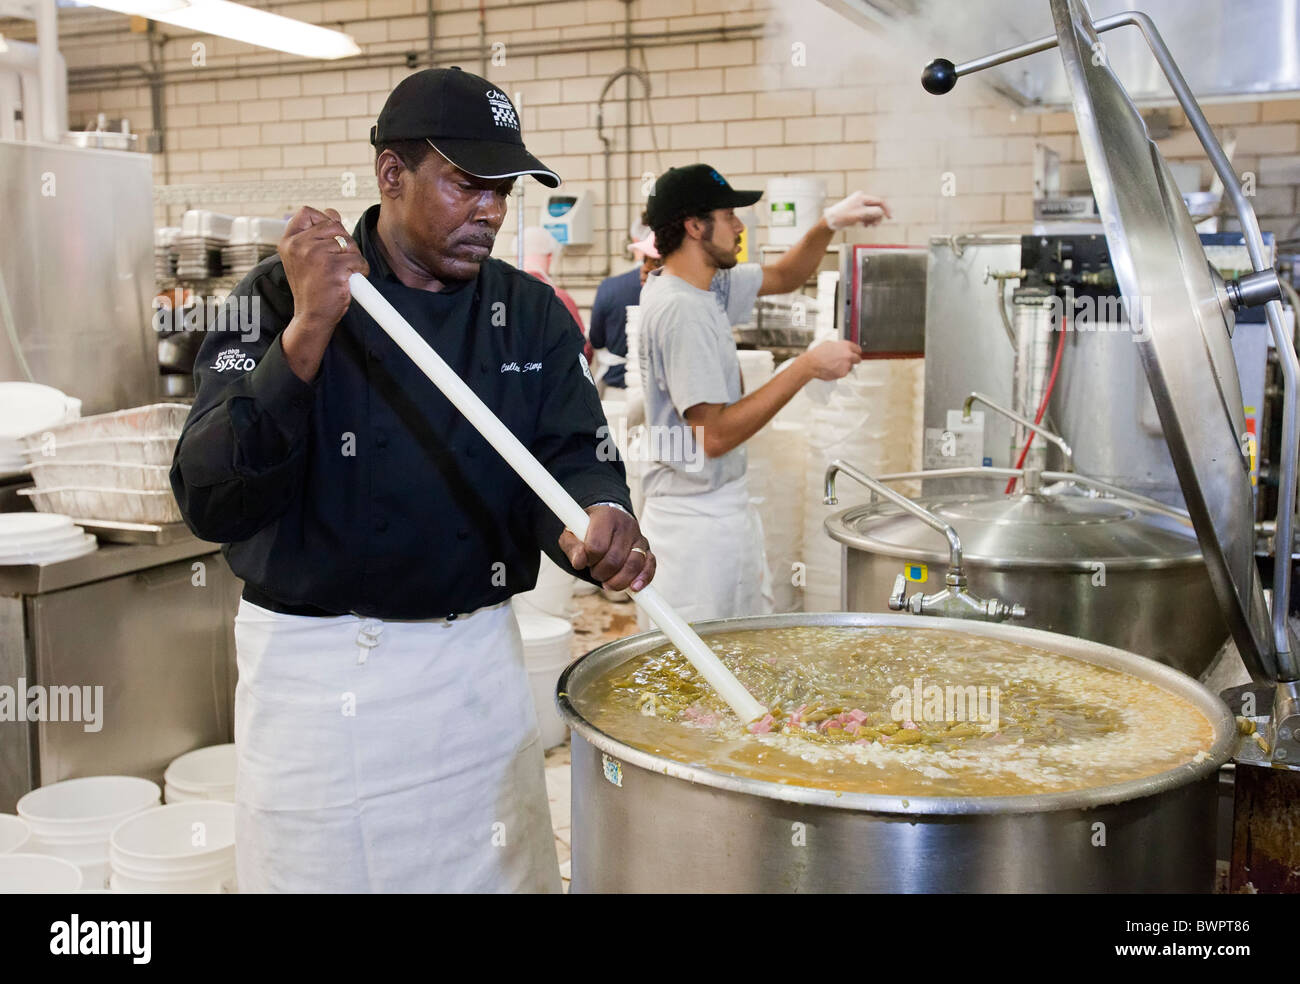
637;164;889;623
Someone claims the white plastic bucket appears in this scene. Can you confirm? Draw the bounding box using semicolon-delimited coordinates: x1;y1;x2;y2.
512;552;575;619
164;744;236;803
0;853;83;893
18;776;160;889
0;815;30;854
516;613;573;750
516;613;572;667
765;177;827;246
109;802;236;894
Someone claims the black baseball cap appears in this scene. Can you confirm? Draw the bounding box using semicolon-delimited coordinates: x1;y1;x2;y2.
644;164;763;228
370;67;560;188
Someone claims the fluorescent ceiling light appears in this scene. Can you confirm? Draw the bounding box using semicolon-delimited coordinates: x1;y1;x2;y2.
83;0;361;60
79;0;191;14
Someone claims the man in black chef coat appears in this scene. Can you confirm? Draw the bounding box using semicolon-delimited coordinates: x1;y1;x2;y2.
171;68;653;893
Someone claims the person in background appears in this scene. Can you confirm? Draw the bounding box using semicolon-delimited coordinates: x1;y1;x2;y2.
520;225;592;364
588;227;660;394
638;163;889;625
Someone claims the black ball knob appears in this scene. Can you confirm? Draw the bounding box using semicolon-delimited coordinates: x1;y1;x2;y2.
921;58;958;95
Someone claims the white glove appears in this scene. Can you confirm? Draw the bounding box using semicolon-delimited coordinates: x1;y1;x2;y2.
823;191;891;231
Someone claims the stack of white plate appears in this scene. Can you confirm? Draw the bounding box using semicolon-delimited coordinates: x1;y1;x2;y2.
163;744;236;804
0;815;30;854
18;776;161;889
109;802;236;893
0;514;97;566
620;307;649;517
624;305;643;397
515;613;573;750
0;382;80;475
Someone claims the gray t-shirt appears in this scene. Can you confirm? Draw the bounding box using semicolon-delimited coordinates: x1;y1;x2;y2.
638;263;764;497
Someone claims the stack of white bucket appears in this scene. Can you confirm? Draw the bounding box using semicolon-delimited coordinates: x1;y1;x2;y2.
513;553;576;619
0;754;239;893
109;801;236;893
515;613;573;750
164;744;236;803
15;776;160;889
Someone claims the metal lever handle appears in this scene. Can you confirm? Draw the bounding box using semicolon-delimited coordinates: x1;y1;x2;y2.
889;574;1026;623
962;391;1074;471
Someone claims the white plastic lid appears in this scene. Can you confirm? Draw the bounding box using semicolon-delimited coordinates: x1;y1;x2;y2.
0;383;74;440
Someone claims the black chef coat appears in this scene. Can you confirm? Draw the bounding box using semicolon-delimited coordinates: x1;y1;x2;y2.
170;204;631;620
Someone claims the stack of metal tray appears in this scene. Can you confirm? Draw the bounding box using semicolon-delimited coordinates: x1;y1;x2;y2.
16;404;190;526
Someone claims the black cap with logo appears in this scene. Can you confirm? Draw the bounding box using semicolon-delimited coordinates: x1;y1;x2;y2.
370;67;560;188
644;164;763;228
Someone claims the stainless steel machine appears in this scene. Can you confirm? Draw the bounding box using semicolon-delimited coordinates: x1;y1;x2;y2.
0;139;158;415
560;0;1300;893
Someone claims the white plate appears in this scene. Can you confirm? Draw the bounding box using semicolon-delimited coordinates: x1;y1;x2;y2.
0;513;76;543
0;383;76;441
0;534;97;567
0;526;86;552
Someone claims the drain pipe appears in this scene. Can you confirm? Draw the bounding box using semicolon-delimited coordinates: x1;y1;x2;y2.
596;65;650;277
34;0;63;142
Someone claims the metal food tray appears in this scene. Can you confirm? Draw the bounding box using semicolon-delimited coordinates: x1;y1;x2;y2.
16;403;190;447
20;437;179;466
18;485;184;525
73;519;201;545
27;461;172;492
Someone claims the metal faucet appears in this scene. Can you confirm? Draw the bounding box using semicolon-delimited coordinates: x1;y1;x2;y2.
961;391;1075;472
824;459;1026;624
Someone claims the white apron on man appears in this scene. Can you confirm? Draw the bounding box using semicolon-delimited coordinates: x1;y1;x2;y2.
233;600;560;893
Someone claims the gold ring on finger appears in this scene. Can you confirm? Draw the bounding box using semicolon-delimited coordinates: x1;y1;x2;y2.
334;235;348;252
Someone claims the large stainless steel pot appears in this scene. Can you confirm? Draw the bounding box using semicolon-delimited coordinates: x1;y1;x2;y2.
825;479;1229;679
558;612;1235;893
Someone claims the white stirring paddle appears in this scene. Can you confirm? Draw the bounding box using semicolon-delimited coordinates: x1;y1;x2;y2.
347;273;768;724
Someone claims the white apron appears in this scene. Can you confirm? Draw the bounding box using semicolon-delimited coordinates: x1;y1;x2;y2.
637;476;774;629
232;599;560;894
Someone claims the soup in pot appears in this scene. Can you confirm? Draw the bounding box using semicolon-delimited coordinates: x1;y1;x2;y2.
570;626;1215;797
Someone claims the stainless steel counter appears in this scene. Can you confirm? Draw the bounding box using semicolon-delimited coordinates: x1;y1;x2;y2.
0;527;242;811
0;532;220;597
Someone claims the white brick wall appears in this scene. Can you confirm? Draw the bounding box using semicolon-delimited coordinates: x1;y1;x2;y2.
19;0;1300;296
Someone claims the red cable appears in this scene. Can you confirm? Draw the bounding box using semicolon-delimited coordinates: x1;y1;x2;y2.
1005;310;1066;494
